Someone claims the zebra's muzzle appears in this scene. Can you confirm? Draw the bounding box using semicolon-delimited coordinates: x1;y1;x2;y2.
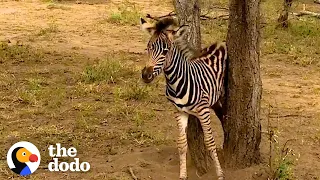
141;66;154;83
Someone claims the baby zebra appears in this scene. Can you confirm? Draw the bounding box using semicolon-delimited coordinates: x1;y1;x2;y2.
140;17;227;180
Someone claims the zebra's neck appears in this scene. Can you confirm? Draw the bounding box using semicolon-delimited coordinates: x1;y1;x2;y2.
172;39;198;60
163;42;191;100
164;43;189;78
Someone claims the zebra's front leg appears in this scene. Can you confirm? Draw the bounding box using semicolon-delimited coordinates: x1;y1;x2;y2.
195;105;224;180
175;112;189;180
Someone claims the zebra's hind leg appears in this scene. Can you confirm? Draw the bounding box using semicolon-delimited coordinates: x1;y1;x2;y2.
175;112;189;180
195;105;224;180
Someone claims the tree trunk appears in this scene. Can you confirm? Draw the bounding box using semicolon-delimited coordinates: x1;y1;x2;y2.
224;0;262;168
186;115;212;176
173;0;201;51
174;0;211;176
277;0;293;28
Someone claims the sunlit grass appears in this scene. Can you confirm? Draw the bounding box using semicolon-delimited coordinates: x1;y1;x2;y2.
106;0;142;26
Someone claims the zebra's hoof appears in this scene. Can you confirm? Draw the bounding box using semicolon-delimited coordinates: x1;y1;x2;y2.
218;177;224;180
179;178;188;180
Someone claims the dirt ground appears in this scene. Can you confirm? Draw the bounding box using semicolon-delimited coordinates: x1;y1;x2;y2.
0;0;320;179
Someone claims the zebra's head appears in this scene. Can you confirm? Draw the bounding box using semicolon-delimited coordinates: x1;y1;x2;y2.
140;17;188;83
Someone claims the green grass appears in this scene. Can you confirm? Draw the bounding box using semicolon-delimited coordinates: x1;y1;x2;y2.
47;3;71;10
37;23;59;36
0;42;44;63
106;1;142;26
18;78;46;105
263;19;320;66
74;117;98;133
261;1;320;67
269;141;297;180
201;19;228;46
18;81;67;109
274;159;295;180
82;54;136;84
114;81;151;101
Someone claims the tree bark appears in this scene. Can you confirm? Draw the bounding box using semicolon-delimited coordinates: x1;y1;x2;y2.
186;115;211;176
224;0;262;168
277;0;293;28
173;0;201;51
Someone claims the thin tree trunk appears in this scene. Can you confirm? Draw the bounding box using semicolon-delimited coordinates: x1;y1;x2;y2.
224;0;262;168
173;0;201;51
174;0;211;175
277;0;293;28
186;115;211;176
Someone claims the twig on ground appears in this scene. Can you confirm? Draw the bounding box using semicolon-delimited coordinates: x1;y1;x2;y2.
294;11;320;18
152;108;166;111
200;14;229;20
38;165;48;169
128;167;138;180
269;114;312;118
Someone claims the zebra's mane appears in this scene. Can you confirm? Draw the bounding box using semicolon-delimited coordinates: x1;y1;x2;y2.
153;17;201;60
173;39;200;60
154;17;178;33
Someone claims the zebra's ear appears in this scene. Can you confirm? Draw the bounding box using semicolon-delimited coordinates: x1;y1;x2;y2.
140;18;156;35
174;25;189;38
166;25;189;41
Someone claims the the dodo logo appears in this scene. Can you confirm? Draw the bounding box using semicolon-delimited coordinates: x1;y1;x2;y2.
7;141;40;176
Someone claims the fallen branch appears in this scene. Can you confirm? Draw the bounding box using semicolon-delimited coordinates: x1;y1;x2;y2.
146;12;229;21
158;11;176;19
269;114;312;118
146;13;160;21
295;11;320;18
128;167;138;180
146;11;176;21
293;4;320;18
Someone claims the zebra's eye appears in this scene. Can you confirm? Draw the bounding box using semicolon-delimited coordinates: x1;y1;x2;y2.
22;152;26;156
